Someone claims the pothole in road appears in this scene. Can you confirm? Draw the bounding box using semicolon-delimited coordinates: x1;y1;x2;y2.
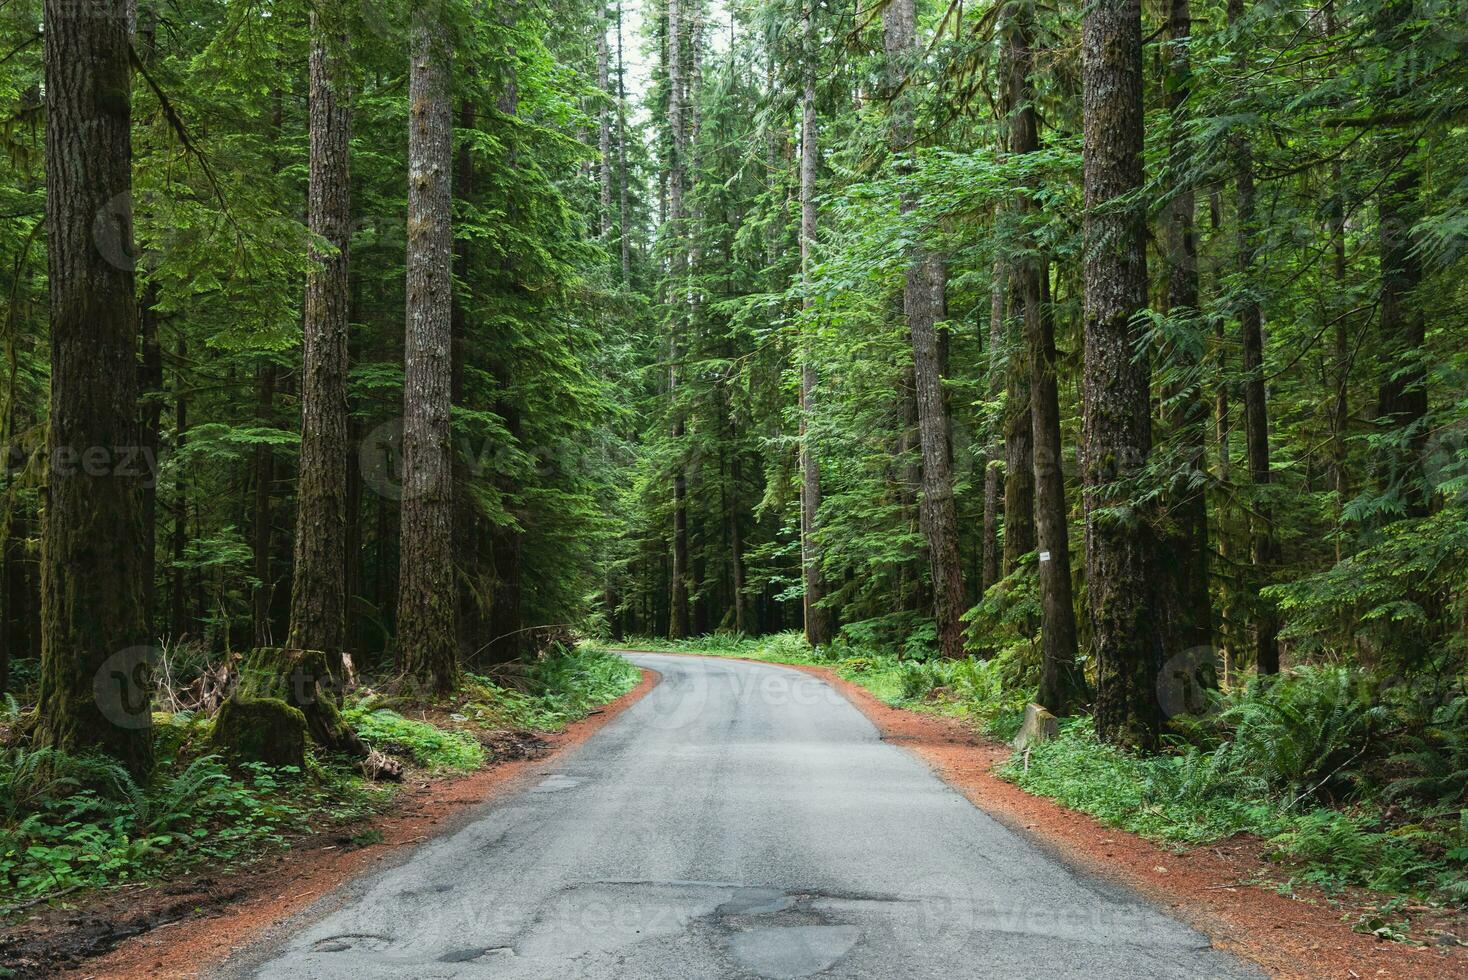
311;933;393;953
716;886;795;916
439;945;516;962
532;774;584;792
726;925;861;979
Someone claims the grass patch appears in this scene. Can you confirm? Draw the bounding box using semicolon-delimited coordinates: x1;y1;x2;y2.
461;644;641;733
341;706;487;771
1000;718;1467;902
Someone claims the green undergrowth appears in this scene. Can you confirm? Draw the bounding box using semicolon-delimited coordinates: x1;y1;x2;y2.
0;726;382;909
0;643;641;914
464;643;641;732
1000;718;1465;902
341;706;487;771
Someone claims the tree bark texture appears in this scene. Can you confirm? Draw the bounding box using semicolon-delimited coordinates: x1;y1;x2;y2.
1006;7;1083;711
288;8;352;679
885;0;966;659
397;4;457;692
35;0;152;773
981;267;1004;592
798;0;831;648
666;0;691;640
1082;0;1163;747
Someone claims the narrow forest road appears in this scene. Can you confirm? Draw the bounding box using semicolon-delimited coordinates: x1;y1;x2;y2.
218;653;1260;979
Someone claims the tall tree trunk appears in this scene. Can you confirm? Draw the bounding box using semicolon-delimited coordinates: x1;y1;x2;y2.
1005;6;1083;709
35;0;151;772
452;92;480;662
666;0;690;639
616;0;631;280
1082;0;1162;747
798;0;831;648
1157;0;1214;674
398;3;457;692
728;454;748;633
1002;320;1035;572
170;337;188;641
1228;0;1279;675
287;8;352;681
885;0;965;659
597;10;613;241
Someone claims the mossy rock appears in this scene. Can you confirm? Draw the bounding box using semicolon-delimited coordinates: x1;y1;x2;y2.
239;647;366;757
211;696;307;769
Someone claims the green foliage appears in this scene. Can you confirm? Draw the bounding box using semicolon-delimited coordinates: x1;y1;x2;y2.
1216;667;1381;803
0;749;301;906
1387;696;1468;810
462;644;641;732
342;706;486;772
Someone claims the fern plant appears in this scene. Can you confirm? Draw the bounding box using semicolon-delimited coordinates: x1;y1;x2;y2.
1386;696;1468;810
1218;666;1383;804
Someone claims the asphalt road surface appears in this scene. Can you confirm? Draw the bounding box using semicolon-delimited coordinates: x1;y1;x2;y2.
221;652;1261;979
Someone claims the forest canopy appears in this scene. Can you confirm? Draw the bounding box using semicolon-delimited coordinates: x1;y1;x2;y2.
0;0;1465;813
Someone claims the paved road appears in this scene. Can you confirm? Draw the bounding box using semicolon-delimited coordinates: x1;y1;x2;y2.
223;653;1260;979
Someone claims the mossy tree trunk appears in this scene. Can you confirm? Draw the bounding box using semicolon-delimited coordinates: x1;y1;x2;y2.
1081;0;1164;748
34;0;152;775
287;2;352;678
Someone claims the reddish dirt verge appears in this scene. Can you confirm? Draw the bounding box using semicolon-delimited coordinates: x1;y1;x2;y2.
0;668;658;980
785;659;1467;980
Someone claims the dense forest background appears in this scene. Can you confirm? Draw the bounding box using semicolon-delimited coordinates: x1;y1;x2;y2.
1;0;1466;813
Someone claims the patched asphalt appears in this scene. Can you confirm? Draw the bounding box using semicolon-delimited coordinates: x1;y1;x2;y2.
218;652;1261;979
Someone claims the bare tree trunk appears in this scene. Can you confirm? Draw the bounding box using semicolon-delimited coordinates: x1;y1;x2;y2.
884;0;966;659
452;90;480;662
398;3;457;692
138;285;162;633
798;0;831;648
1157;0;1214;672
1003;7;1083;709
1228;0;1279;676
728;454;748;633
1002;331;1035;572
597;10;613;241
666;0;690;640
616;0;631;280
170;337;188;641
287;7;352;680
35;0;151;772
1082;0;1162;748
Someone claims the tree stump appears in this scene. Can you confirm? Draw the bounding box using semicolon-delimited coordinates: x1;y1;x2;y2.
211;696;307;769
236;647;367;757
